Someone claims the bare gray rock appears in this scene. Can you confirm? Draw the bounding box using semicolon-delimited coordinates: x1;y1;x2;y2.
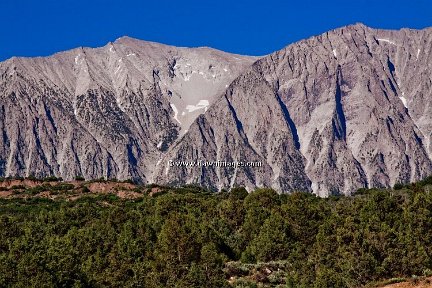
0;37;257;182
1;24;432;196
154;24;432;196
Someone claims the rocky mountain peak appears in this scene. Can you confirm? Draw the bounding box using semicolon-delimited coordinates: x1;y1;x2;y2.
1;25;431;196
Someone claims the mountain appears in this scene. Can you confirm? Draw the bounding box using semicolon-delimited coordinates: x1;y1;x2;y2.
1;24;431;195
0;37;257;183
153;23;432;196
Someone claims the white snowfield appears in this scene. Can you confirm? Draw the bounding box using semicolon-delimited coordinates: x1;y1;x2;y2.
185;100;209;113
170;103;181;124
163;53;258;132
377;38;396;45
157;141;163;149
400;96;408;108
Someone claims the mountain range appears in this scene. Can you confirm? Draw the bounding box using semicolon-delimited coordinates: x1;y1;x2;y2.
1;23;431;196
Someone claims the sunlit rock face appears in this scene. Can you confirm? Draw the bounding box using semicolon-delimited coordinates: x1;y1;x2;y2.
154;24;432;196
1;24;432;196
0;36;257;182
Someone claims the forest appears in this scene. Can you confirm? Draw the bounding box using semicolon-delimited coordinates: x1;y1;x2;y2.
1;176;432;287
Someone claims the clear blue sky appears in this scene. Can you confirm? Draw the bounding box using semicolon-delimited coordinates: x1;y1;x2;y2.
0;0;431;61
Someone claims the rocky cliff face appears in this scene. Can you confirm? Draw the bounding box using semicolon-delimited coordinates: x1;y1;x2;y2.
1;24;432;196
0;37;257;182
154;24;432;196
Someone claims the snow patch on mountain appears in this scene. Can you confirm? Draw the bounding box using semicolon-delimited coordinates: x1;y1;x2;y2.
185;100;209;113
400;96;408;108
377;38;396;45
170;103;181;124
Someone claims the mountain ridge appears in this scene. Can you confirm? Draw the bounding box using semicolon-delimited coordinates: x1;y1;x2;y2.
154;23;432;195
1;23;431;195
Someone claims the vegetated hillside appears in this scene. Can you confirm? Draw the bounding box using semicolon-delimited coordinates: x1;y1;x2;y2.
0;176;151;201
0;176;432;287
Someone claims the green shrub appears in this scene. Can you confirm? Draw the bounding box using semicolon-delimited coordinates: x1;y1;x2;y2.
419;175;432;186
393;183;404;190
26;175;37;181
51;184;75;191
43;176;62;182
75;175;85;181
230;187;248;200
355;187;369;195
26;185;51;195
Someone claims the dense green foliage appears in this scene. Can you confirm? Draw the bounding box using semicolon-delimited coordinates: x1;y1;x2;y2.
1;181;432;287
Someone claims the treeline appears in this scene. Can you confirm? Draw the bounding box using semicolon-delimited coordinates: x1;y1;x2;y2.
0;177;432;287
